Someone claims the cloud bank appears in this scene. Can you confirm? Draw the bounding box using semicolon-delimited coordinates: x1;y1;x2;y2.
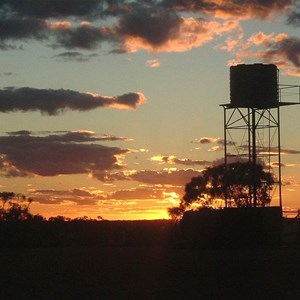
0;130;203;188
93;168;204;185
1;1;299;75
0;131;130;177
0;0;293;53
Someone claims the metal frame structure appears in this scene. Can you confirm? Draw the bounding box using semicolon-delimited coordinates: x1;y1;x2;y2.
221;84;300;209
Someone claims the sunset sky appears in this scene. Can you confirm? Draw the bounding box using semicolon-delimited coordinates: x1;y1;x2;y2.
1;0;300;220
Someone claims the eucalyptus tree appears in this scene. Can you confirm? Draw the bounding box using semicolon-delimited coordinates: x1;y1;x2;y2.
168;162;275;220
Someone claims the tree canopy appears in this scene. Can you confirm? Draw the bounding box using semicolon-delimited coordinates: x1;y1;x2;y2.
0;192;43;222
168;162;275;220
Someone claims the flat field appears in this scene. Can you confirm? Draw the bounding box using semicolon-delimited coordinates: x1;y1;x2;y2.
1;246;300;299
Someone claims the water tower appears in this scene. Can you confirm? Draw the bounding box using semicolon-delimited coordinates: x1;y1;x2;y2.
221;63;299;209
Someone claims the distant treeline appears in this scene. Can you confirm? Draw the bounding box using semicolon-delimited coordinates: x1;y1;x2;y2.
0;192;178;248
1;216;300;249
0;219;177;248
1;195;300;249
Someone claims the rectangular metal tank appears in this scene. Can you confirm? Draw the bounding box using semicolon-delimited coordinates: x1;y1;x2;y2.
230;64;278;108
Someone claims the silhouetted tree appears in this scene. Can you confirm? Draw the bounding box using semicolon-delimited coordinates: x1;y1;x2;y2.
167;204;186;223
168;162;275;220
0;192;41;221
28;214;45;222
3;202;30;221
48;216;71;222
0;192;15;209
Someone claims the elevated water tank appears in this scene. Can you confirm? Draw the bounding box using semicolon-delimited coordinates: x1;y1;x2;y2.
230;64;278;108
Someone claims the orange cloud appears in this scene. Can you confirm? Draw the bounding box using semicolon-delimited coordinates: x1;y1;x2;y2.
105;92;147;110
218;30;300;76
47;21;72;30
193;0;292;20
248;32;288;46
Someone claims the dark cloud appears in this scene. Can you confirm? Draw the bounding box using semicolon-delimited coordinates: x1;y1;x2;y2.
0;132;129;177
7;130;31;136
53;51;98;62
6;130;133;143
0;87;146;115
0;19;114;51
0;1;121;50
287;3;300;26
0;0;292;53
194;137;235;146
28;185;181;205
29;188;101;205
97;134;133;142
58;131;133;142
0;0;291;20
30;189;94;199
0;17;48;49
116;12;239;53
0;0;103;19
118;9;183;47
0;130;216;187
195;137;215;144
54;24;114;50
166;0;292;18
91;169;129;182
0;18;48;40
261;37;300;68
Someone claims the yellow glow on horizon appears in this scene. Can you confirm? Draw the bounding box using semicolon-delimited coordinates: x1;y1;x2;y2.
31;197;173;221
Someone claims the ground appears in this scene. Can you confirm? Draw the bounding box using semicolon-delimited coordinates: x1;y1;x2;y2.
1;246;300;299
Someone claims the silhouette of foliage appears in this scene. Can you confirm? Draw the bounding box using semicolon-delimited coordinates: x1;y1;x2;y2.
48;215;71;222
168;162;275;220
0;192;15;208
0;191;44;221
167;204;186;223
